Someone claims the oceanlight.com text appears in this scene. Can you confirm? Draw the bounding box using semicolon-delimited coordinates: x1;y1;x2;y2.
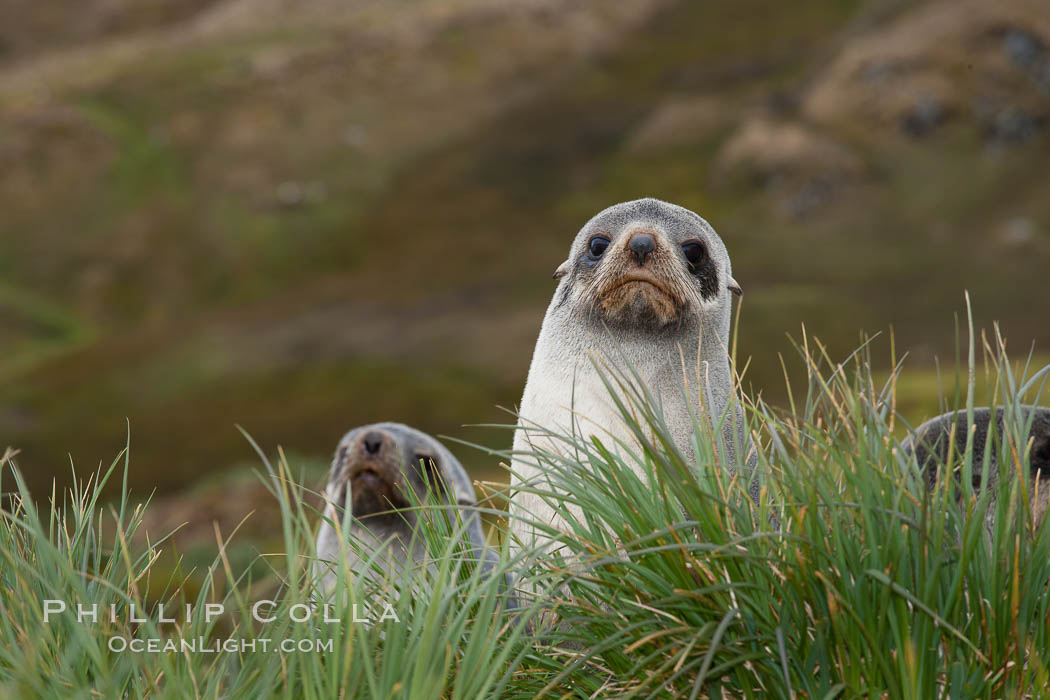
107;636;335;654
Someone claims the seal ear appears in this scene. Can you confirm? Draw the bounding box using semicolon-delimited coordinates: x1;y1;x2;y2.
331;445;348;478
552;260;571;280
727;276;743;297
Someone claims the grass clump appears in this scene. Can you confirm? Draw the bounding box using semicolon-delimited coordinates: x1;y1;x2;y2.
2;320;1050;697
0;437;531;699
502;323;1050;697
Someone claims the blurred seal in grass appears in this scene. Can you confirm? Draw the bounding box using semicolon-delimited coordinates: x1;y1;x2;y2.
509;198;759;556
313;422;497;593
903;407;1050;526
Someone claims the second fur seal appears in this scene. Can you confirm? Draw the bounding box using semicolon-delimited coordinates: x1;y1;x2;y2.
314;422;492;592
903;406;1050;525
510;198;756;550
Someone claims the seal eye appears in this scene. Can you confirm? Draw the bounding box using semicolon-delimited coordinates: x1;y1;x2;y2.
681;241;706;267
588;236;610;259
415;454;447;494
1034;438;1050;476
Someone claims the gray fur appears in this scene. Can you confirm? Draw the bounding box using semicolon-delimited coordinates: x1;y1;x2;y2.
510;198;758;553
902;406;1050;524
313;422;494;592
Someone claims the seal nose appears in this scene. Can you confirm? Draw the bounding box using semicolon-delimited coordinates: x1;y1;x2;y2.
628;233;655;265
362;431;384;455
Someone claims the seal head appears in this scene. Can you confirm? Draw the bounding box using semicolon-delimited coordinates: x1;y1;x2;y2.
327;424;466;527
903;406;1050;525
552;197;741;337
314;422;487;591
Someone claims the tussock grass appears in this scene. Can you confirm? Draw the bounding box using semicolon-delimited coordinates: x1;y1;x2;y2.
2;320;1049;698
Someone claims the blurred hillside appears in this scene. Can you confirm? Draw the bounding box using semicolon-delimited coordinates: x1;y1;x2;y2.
2;0;1049;519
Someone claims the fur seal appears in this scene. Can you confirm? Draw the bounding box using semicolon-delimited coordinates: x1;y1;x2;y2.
509;197;756;551
902;406;1050;526
314;422;492;591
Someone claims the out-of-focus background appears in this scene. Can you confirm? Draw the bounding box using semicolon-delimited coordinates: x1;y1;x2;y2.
2;0;1049;561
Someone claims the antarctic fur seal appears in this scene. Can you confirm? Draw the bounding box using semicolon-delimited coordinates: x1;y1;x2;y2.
314;422;493;591
903;406;1050;526
509;197;757;551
